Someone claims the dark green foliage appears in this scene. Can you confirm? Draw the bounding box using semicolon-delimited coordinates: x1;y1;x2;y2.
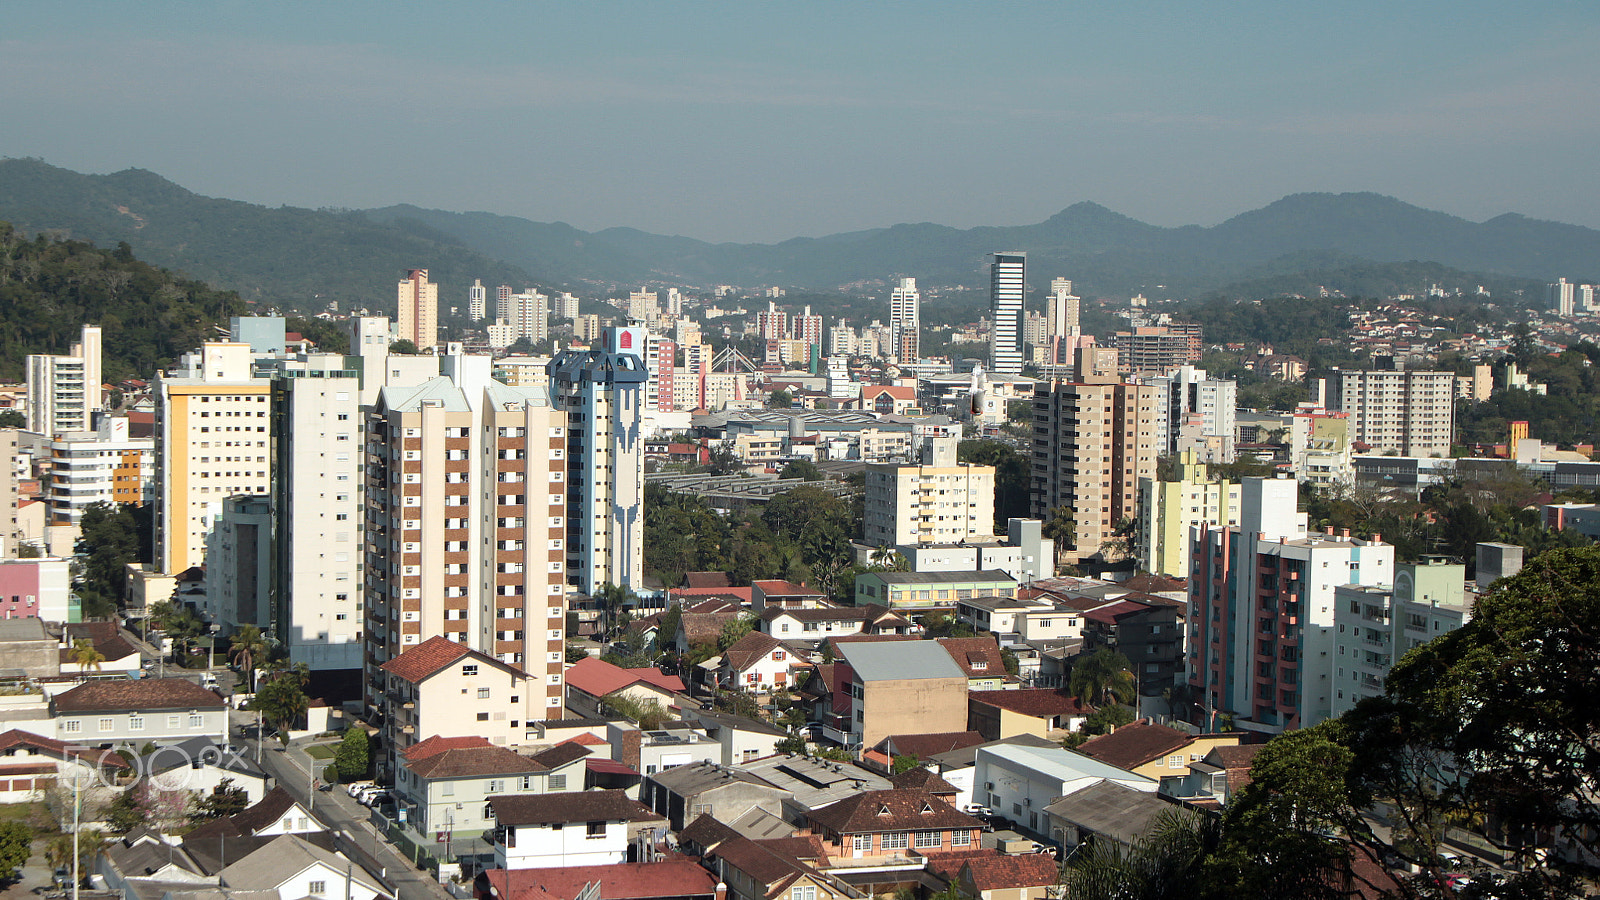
334;728;370;781
190;778;250;821
958;440;1029;530
388;339;419;354
1069;648;1136;708
714;689;761;720
1457;347;1600;446
73;502;149;617
890;755;921;775
0;221;245;382
251;665;310;744
0;411;22;428
766;389;793;409
103;787;147;834
779;459;822;482
0;820;31;880
285;316;350;354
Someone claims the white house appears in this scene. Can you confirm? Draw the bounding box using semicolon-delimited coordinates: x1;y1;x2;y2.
216;834;389;900
972;743;1156;838
378;637;537;780
394;735;551;835
143;737;271;804
489;789;666;870
716;632;796;691
0;728;132;804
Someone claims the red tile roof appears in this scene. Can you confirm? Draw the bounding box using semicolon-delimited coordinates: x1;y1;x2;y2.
377;636;473;682
0;728;130;769
483;860;717;900
566;732;608;747
888;767;959;795
53;678;225;713
683;572;733;589
402;735;493;760
879;732;986;759
1076;722;1193;771
407;746;547;779
671;591;751;607
807;789;983;835
751;580;822;597
967;689;1090;718
936;637;1009;679
564;657;684;698
952;853;1060;891
721;631;784;674
489;790;662;826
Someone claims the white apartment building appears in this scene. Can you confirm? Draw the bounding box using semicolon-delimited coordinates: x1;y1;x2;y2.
498;290;550;343
26;324;102;437
1328;367;1455;458
1139;366;1236;464
989;252;1026;375
1329;561;1469;719
362;368;569;716
1189;478;1395;733
863;436;995;547
547;327;646;595
153;342;272;577
889;278;920;363
469;279;487;321
46;416;154;527
267;354;367;670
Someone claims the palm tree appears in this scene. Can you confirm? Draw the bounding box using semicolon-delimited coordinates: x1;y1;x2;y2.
228;625;269;692
1069;648;1137;710
69;638;105;672
1060;808;1214;900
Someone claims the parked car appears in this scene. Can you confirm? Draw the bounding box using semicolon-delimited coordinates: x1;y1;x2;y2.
346;780;376;797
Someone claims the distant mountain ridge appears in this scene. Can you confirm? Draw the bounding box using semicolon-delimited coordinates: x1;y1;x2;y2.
1;157;1593;305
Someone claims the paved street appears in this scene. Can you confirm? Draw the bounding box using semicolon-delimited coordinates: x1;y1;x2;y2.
233;711;452;900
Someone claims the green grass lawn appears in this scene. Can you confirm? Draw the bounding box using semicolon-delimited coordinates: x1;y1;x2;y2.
0;801;62;834
305;744;336;760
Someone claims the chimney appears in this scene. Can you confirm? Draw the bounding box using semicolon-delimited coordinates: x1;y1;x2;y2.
619;729;642;773
1340;528;1350;539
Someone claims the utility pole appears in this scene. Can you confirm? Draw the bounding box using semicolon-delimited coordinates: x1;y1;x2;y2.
71;773;80;900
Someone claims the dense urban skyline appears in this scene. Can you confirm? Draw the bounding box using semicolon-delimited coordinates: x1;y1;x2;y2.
3;3;1598;242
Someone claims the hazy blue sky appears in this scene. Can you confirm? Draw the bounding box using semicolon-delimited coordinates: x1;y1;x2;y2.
3;3;1597;243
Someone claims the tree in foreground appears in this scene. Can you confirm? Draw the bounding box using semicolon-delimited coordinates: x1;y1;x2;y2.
334;726;370;781
252;664;311;745
1069;648;1136;709
0;821;31;883
228;624;270;692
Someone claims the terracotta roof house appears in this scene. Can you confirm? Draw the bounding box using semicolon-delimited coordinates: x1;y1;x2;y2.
806;789;984;861
673;601;750;653
750;580;828;610
936;637;1014;690
397;732;556;837
705;836;863;900
52;677;227;745
887;767;960;800
377;637;532;779
563;656;686;719
756;603;911;642
478;860;718;900
60;622;141;673
966;689;1090;742
0;728;130;801
682;572;734;589
183;786;320;845
1076;723;1243;783
925;850;1061;900
716;631;796;691
1162;743;1263;809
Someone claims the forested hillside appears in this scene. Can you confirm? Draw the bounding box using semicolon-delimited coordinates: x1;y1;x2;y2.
0;222;244;382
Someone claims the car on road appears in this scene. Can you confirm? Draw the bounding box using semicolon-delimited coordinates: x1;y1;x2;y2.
346;780;376;797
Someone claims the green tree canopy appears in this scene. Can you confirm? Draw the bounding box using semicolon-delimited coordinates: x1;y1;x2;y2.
334;727;370;781
1069;648;1137;709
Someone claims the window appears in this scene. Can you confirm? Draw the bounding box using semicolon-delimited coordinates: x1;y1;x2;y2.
1168;754;1186;768
63;720;80;734
549;774;567;791
951;830;972;847
852;834;873;851
308;882;326;896
914;831;941;848
189;714;204;727
487;780;505;793
791;887;817;900
442;782;455;797
168;715;181;729
478;687;491;699
586;821;606;838
129;716;144;731
462;665;479;676
477;712;489;721
882;832;909;850
98;717;115;732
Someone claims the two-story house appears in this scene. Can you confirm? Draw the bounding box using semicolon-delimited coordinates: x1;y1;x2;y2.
1075;722;1244;789
378;637;534;779
675;707;788;767
716;631;796;692
936;637;1012;691
52;678;227;746
966;690;1090;742
805;789;984;861
0;729;131;803
956;596;1082;644
750;580;827;611
395;735;550;835
489;790;666;870
757;604;910;642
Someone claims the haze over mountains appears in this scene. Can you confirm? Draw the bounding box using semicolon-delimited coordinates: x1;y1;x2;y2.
1;158;1594;310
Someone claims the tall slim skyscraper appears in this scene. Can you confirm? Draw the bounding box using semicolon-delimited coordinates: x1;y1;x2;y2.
396;269;439;350
26;324;103;437
1045;277;1080;365
989;252;1026;375
889;278;920;363
469;279;487;322
548;327;646;594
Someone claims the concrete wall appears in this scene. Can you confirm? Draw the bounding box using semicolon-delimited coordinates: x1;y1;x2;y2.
860;675;968;748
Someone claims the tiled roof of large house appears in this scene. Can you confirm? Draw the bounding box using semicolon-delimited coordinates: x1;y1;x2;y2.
53;677;224;713
681;813;741;851
407;745;548;779
564;657;685;698
679;610;747;647
0;728;130;769
721;631;784;673
1076;722;1194;771
935;637;1010;679
402;734;494;760
181;786;304;841
377;636;474;682
489;789;662;826
62;622;138;664
683;572;734;589
483;860;717;900
750;580;822;597
888;767;959;795
527;740;593;770
877;731;985;759
807;789;982;835
967;688;1090;718
937;851;1060;891
707;837;829;895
